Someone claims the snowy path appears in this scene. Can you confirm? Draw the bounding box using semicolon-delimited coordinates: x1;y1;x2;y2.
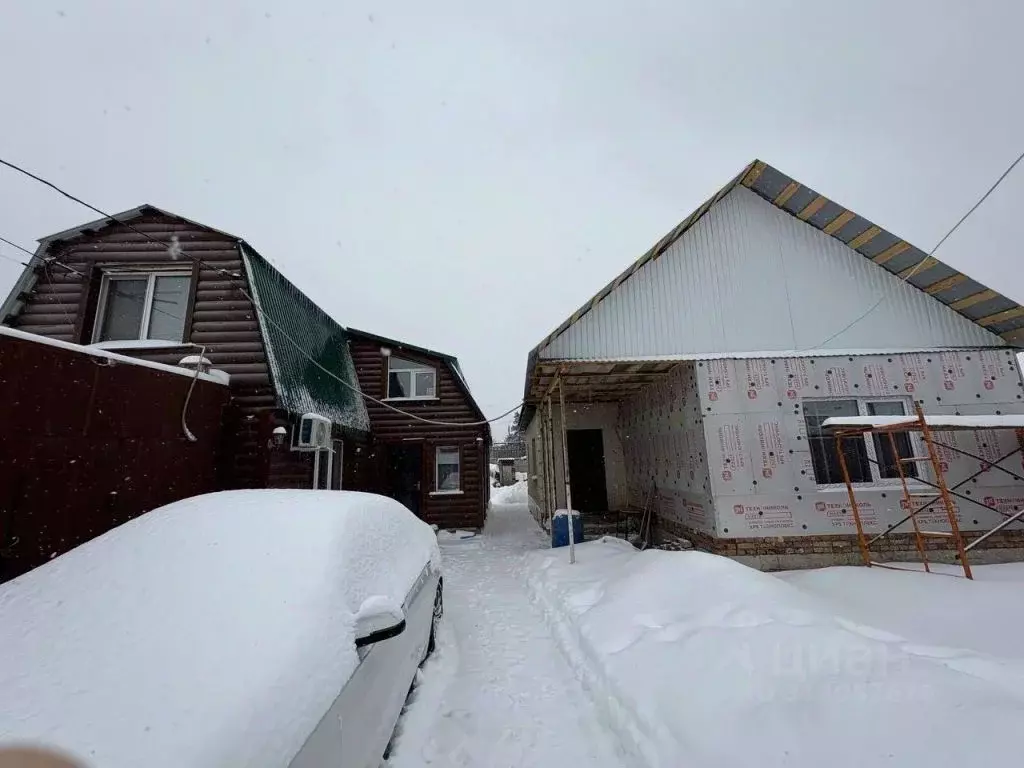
387;501;635;768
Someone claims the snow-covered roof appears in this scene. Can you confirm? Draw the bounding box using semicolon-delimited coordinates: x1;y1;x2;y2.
0;489;439;768
241;243;370;432
823;414;1024;431
0;326;229;385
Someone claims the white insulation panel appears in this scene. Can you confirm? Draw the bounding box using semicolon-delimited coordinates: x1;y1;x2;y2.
619;349;1024;539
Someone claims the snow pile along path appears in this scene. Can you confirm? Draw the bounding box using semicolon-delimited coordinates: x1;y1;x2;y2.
489;479;529;506
388;495;634;767
528;538;1024;768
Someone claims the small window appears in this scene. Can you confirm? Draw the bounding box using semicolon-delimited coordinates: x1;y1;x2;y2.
93;271;190;343
388;356;437;399
867;401;918;479
803;400;871;484
435;447;461;492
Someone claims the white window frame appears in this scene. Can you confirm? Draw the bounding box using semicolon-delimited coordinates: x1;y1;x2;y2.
804;396;926;489
386;355;438;401
432;445;462;496
91;269;192;344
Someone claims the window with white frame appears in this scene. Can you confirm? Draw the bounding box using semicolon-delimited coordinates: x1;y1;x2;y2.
93;270;191;343
387;356;437;400
803;398;919;485
435;446;461;492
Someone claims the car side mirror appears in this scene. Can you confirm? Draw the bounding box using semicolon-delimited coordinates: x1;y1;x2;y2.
354;596;406;648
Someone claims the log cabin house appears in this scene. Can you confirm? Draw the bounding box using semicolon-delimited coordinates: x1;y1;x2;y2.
0;205;490;533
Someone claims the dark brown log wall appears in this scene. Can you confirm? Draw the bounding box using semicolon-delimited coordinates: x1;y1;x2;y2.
349;337;489;529
0;331;229;582
7;213;276;489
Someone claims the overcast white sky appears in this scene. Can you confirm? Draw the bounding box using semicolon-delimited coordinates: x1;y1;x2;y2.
1;1;1022;438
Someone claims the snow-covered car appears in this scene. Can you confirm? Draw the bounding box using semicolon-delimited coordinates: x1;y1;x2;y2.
0;489;442;768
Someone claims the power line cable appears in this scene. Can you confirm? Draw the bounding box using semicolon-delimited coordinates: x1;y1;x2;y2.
0;157;517;426
0;246;29;268
0;235;36;260
812;147;1024;349
0;235;186;325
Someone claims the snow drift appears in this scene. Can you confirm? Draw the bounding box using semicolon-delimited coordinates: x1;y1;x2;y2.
491;480;529;506
0;489;439;768
529;539;1024;768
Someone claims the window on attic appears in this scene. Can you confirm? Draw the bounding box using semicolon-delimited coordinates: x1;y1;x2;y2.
387;356;437;400
93;271;190;343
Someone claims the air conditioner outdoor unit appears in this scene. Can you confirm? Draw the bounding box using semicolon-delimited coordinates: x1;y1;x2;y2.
296;413;332;451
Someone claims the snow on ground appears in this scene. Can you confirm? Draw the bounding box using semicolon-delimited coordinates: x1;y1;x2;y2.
0;490;438;768
777;562;1024;660
387;488;637;767
529;539;1024;768
489;479;529;506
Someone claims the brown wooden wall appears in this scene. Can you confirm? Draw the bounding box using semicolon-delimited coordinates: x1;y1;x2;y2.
0;331;229;582
7;212;275;489
349;337;489;529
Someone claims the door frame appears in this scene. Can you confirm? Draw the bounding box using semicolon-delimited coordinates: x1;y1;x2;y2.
385;442;425;517
566;428;609;513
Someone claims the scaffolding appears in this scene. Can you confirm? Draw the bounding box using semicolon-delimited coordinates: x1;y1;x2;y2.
826;405;1024;580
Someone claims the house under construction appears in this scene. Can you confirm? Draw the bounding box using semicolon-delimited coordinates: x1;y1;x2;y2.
520;160;1024;570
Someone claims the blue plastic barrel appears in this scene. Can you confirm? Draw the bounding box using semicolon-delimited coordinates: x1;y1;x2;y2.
551;511;583;548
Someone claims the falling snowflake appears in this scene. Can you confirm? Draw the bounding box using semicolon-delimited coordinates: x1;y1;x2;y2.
167;235;183;260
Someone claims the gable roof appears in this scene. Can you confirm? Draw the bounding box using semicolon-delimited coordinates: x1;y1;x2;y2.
0;204;241;324
346;327;488;424
37;204;242;245
1;206;370;433
532;159;1024;360
240;243;370;433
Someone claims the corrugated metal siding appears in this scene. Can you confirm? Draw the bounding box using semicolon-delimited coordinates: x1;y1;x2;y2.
542;187;1005;360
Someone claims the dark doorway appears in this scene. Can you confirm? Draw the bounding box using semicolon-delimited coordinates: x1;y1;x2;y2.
386;444;423;517
566;429;609;513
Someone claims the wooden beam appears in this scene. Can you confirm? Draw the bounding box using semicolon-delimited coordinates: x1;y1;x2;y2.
897;256;937;279
773;181;800;207
977;306;1024;327
846;225;882;250
741;161;767;187
872;241;910;265
797;195;827;221
950;288;998;312
823;210;855;236
924;273;968;295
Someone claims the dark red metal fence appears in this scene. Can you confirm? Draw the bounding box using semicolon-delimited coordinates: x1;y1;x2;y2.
0;332;230;582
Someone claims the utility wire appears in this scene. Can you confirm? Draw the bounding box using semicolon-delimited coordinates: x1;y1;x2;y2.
0;234;186;324
813;147;1024;349
0;157;518;427
0;235;36;260
0;246;29;268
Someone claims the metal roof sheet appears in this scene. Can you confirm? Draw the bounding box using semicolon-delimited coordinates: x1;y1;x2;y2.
242;244;370;433
528;161;1024;358
523;159;1024;404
